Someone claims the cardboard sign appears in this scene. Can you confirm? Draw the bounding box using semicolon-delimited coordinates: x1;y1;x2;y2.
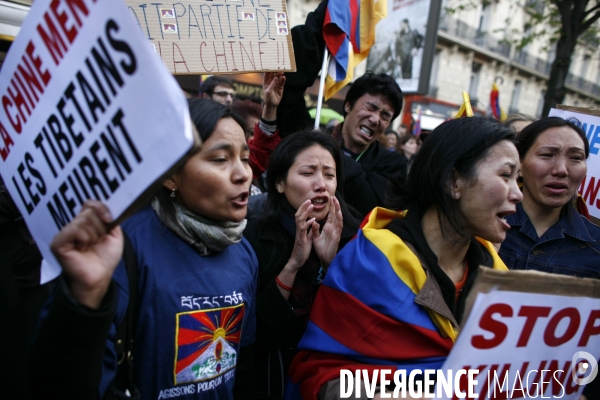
437;269;600;400
125;0;296;74
0;0;196;283
549;106;600;221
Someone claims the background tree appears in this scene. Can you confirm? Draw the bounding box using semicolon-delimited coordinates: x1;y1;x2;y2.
446;0;600;116
540;0;600;115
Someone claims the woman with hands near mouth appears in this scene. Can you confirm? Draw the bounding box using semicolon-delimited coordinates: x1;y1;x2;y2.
243;131;360;400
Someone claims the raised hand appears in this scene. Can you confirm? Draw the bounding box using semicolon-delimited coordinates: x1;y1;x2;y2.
312;196;343;266
50;200;123;309
262;72;286;121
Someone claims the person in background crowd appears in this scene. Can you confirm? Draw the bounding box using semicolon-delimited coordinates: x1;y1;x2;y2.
233;96;265;195
384;130;399;151
287;117;522;399
418;129;431;146
273;0;407;217
325;119;340;134
0;178;50;397
201;75;236;106
376;130;388;149
398;123;409;136
244;131;360;399
1;252;25;399
498;117;600;400
27;99;257;400
398;134;418;163
232;99;263;140
246;72;286;196
503;113;536;134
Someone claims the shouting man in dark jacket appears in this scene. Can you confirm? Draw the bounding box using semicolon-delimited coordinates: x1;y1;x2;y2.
335;72;406;215
276;0;407;216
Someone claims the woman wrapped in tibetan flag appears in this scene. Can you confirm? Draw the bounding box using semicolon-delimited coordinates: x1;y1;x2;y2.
287;117;524;399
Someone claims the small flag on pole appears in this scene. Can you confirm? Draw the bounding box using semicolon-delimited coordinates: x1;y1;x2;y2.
455;91;474;118
323;0;387;100
412;106;421;136
489;83;506;121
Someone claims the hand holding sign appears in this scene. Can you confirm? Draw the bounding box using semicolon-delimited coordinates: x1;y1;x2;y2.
50;200;122;309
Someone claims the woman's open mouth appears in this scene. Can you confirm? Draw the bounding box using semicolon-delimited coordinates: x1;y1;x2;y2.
496;210;514;230
310;197;329;210
545;182;568;195
231;192;249;207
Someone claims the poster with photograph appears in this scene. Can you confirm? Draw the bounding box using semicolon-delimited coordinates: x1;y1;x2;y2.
366;0;441;93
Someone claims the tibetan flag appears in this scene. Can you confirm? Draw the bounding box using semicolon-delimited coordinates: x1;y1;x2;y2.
412;106;421;136
286;208;458;400
489;83;506;121
455;91;474;118
286;208;508;400
323;0;387;99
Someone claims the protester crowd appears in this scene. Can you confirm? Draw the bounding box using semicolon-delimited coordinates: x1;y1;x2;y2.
3;1;600;400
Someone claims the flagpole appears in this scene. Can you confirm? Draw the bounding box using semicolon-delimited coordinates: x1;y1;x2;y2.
314;47;330;130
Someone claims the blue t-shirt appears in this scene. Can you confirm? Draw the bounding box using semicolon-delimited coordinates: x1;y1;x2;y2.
101;206;258;400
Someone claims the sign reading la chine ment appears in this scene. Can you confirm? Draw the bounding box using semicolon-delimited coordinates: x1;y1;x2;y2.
125;0;296;74
0;0;195;283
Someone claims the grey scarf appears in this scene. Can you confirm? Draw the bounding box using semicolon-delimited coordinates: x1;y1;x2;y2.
151;198;246;256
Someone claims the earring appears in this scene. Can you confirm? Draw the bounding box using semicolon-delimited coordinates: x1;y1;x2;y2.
454;192;459;199
170;188;176;198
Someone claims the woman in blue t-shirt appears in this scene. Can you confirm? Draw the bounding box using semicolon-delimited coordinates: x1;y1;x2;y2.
28;98;258;400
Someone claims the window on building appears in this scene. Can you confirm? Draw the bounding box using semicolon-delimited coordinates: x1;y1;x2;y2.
478;3;491;35
509;80;522;114
521;24;533;53
581;54;591;80
536;90;545;118
548;42;557;64
469;62;482;104
525;0;545;14
428;50;441;97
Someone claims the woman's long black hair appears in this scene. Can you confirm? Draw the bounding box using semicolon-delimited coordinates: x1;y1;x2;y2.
388;116;515;238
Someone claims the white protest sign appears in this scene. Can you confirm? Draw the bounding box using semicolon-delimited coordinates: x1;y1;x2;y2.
0;0;195;283
125;0;296;74
549;107;600;220
437;290;600;400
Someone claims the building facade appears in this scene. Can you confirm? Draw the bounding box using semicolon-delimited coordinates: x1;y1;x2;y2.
1;0;598;125
288;0;600;128
0;0;30;67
